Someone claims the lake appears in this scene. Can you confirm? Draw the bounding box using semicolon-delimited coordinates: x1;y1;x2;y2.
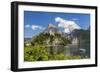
47;43;90;58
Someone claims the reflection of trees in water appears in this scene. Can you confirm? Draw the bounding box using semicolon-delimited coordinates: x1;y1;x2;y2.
47;43;90;58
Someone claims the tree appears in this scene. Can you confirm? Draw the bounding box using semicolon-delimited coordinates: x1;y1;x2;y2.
24;45;49;61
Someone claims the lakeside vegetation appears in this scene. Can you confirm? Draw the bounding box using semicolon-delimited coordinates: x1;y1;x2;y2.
24;45;82;61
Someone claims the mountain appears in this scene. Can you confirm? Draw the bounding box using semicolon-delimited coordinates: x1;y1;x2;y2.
24;38;31;42
72;29;90;39
27;23;90;48
43;24;62;35
31;24;71;46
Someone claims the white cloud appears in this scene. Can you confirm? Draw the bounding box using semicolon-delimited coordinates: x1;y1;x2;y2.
55;17;81;33
25;24;44;30
25;24;30;28
31;25;42;30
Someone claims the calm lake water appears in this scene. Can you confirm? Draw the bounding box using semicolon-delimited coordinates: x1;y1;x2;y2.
47;43;90;58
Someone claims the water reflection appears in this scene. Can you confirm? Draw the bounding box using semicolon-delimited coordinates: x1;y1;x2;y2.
47;43;90;58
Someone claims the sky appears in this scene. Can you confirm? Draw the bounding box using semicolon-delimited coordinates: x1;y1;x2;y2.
24;11;90;38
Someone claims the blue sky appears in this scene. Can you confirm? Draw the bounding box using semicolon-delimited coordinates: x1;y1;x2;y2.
24;11;90;38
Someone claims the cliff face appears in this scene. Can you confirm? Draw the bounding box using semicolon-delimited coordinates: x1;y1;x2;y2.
43;24;61;35
31;24;72;46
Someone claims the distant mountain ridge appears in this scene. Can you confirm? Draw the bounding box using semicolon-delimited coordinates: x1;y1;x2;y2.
24;38;31;41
